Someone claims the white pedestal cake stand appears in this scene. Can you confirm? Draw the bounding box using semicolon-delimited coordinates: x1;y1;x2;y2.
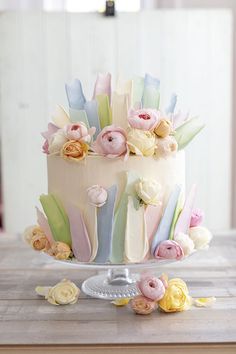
54;258;181;300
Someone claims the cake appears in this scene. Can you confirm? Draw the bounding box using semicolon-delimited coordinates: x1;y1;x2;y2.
24;73;212;264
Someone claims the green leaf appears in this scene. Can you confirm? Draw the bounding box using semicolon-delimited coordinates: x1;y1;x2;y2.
40;194;71;246
174;117;205;150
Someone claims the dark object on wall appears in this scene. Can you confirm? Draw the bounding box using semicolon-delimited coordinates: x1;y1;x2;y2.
105;1;115;16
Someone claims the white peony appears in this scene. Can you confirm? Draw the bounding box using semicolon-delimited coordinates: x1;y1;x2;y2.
189;226;212;250
135;178;162;206
174;232;195;256
48;129;68;154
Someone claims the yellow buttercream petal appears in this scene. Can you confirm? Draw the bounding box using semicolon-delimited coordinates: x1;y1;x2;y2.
111;298;130;306
194;297;216;307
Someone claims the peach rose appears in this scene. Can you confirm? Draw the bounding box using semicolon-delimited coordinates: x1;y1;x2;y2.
50;242;72;260
154;119;173;138
61;140;88;161
130;295;157;315
24;225;50;251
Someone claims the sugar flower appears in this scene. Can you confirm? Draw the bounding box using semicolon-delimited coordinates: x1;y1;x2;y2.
127;129;156;157
61;140;89;161
87;185;108;207
130;295;157;315
158;278;192;312
135;178;162;206
50;241;72;260
154;119;173;138
128;109;160;131
92;125;128;159
64;122;96;143
174;232;195;256
154;240;184;260
155;136;178;159
24;225;50;251
137;274;166;301
189;226;212;250
190;208;204;227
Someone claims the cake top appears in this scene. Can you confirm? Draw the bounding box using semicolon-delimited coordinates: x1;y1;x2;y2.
42;73;204;162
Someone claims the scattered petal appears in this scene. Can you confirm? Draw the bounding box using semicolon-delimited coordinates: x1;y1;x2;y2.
194;297;216;307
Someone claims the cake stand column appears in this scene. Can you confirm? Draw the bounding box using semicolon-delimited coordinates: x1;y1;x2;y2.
81;268;140;300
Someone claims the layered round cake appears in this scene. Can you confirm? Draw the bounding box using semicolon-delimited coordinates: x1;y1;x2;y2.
24;73;212;264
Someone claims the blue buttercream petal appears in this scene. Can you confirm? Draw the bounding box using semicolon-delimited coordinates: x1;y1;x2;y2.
84;100;101;139
94;185;117;263
166;93;177;114
65;79;86;110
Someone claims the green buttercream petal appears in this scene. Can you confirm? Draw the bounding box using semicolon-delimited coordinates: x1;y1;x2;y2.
132;77;144;107
169;194;184;240
40;194;71;246
96;94;111;128
142;86;160;109
110;171;140;263
69;108;90;127
174;117;205;150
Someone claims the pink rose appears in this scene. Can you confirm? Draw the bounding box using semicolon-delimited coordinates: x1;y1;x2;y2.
41;123;59;155
87;185;108;207
190;208;204;227
64;122;96;143
154;240;184;260
128;109;160;131
92;125;128;159
130;295;157;315
137;274;166;301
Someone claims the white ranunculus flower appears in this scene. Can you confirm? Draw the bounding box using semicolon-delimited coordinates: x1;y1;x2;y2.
135;178;162;206
127;128;156;156
48;129;68;154
189;226;212;250
174;232;195;256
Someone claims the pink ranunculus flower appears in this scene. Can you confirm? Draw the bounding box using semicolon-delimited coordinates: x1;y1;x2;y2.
41;123;59;155
64;122;96;143
92;125;128;159
154;240;184;260
190;208;204;227
128;108;160;131
137;274;166;301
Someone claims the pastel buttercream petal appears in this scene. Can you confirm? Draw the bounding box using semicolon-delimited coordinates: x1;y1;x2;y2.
174;185;196;237
145;204;163;244
36;207;54;245
96;94;112;129
65;78;86;110
111;92;128;129
94;185;117;263
39;194;71;246
84;100;101;139
69;108;90;128
41;123;59;140
166;93;177;114
169;193;184;240
110;171;140;264
132;76;144;109
174;117;205;150
51;105;70;128
93;72;111;102
83;204;98;262
142;73;160;109
151;185;181;255
124;196;149;263
67;205;91;262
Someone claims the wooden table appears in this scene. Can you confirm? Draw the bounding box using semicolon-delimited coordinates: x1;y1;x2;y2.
0;232;236;354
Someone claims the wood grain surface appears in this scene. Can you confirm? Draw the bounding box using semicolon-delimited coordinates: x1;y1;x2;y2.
0;232;236;353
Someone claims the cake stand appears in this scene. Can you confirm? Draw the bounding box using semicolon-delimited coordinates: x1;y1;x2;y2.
53;257;184;300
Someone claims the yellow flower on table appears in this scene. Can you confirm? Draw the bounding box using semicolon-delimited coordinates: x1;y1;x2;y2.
46;279;80;306
158;278;192;313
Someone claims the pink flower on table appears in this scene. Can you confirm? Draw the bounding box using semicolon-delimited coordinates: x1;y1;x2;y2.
92;125;128;159
64;122;96;143
190;208;204;227
41;123;59;155
154;240;184;260
128;109;160;131
130;295;157;315
137;274;166;301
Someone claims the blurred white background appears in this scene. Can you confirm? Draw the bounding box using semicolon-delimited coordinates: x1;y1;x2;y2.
0;0;235;233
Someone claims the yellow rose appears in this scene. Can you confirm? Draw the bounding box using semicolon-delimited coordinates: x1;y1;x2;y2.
50;241;72;260
154;119;173;138
127;128;156;157
61;140;88;161
46;279;80;305
158;278;192;312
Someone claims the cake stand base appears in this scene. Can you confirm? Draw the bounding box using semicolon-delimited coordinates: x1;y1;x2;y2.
82;268;140;300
